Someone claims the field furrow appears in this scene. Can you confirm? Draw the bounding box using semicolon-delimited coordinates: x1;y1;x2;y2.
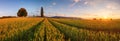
43;18;66;41
33;20;45;41
48;18;79;41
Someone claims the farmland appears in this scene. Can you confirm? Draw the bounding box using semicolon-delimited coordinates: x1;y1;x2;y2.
0;17;120;41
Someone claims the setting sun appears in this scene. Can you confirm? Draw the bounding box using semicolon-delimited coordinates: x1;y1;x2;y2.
102;16;109;19
97;11;111;19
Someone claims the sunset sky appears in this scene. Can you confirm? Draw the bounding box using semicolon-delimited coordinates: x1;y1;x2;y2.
0;0;120;19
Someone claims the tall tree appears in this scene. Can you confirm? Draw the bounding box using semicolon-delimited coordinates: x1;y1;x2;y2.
17;8;27;17
41;7;44;17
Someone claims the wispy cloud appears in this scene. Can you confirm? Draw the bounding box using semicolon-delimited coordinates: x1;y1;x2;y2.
74;0;80;3
48;2;57;8
105;2;118;10
70;0;80;7
84;1;88;5
84;0;120;9
52;2;56;5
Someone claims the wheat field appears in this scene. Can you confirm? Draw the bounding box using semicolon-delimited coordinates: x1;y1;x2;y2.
0;17;120;41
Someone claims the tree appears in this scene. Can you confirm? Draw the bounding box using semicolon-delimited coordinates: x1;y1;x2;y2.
41;7;44;17
93;18;96;20
17;8;27;17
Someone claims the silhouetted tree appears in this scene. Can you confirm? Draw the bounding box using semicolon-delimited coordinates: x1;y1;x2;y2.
99;18;102;20
93;18;96;20
17;8;27;17
110;18;112;20
41;7;44;17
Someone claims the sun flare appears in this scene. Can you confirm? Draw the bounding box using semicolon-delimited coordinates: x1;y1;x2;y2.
102;16;109;19
97;12;111;19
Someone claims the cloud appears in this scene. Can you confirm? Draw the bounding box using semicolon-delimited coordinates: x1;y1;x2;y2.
106;4;116;9
49;5;53;8
70;0;120;19
84;1;88;5
83;0;120;9
48;2;56;8
74;0;80;3
70;3;77;7
83;0;101;7
70;0;80;7
105;3;118;9
52;2;56;5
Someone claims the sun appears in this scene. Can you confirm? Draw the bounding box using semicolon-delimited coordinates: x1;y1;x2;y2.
103;16;108;19
98;14;111;20
98;13;111;19
100;15;112;20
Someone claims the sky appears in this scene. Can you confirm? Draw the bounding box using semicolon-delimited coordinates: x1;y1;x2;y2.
0;0;120;19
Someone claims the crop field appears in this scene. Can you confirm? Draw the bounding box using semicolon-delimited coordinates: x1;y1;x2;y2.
0;17;120;41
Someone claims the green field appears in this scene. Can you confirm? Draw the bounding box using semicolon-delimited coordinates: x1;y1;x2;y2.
0;17;120;41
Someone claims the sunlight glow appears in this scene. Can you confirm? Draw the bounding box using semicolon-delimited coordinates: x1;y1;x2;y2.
96;10;112;19
102;16;109;19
